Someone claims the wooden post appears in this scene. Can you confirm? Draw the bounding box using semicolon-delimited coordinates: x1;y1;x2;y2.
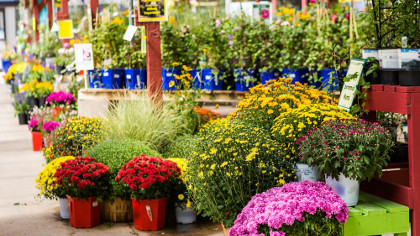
56;0;70;46
135;10;163;104
31;0;40;42
89;0;99;28
302;0;307;10
47;0;53;29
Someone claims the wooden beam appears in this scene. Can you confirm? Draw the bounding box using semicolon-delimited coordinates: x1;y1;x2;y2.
89;0;99;28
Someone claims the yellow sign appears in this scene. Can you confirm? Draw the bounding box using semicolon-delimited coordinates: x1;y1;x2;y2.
55;0;62;8
58;20;74;39
138;0;168;22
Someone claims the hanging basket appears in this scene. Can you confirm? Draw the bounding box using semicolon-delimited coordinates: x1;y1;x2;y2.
101;198;133;222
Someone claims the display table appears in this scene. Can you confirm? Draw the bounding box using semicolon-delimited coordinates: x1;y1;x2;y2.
344;192;409;236
360;84;420;236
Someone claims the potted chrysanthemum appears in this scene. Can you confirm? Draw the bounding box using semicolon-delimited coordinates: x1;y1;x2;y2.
167;157;197;224
116;155;180;231
298;119;393;206
54;156;111;228
35;156;75;219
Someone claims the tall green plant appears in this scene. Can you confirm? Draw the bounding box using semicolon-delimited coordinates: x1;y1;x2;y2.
105;94;185;152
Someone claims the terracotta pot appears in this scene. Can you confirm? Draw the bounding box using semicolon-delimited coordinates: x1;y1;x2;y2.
31;131;43;151
101;198;133;222
53;107;61;119
67;195;101;228
132;198;166;231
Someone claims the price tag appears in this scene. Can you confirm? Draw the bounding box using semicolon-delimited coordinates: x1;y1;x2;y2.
338;58;366;112
123;25;138;41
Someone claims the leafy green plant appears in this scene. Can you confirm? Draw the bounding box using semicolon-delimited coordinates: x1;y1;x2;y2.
104;94;185;152
14;96;29;116
298;118;393;182
163;134;199;159
85;138;160;200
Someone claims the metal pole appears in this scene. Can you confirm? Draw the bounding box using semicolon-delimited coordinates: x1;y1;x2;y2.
129;0;134;25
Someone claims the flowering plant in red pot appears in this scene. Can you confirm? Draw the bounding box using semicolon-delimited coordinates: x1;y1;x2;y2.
54;156;111;228
116;155;181;230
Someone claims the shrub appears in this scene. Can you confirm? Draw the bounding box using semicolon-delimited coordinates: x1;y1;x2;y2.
228;78;335;131
85;139;160;200
43;116;106;161
105;94;184;152
163;134;199;159
230;181;348;236
298;119;393;182
271;104;354;161
186;118;296;227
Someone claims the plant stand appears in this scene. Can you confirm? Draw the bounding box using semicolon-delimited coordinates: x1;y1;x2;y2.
344;192;409;236
361;84;420;235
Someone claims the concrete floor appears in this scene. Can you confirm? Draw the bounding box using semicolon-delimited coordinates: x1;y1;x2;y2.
0;82;223;236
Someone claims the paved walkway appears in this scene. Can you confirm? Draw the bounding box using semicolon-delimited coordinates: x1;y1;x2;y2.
0;83;223;236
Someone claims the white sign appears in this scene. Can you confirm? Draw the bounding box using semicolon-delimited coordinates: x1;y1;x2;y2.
379;49;399;69
362;49;378;59
338;58;366;112
123;25;138;41
398;48;420;69
74;43;94;71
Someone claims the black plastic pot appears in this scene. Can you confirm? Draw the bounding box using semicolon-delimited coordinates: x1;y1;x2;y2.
379;69;399;85
56;65;65;75
28;96;39;109
399;69;420;86
390;143;408;163
18;113;28;125
365;69;380;84
39;97;47;107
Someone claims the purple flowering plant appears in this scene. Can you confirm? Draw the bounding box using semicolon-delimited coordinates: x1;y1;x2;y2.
46;91;76;105
298;119;393;182
229;181;348;236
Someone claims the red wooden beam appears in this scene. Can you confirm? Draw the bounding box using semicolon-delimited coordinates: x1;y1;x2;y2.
56;0;69;20
135;10;163;104
32;0;40;42
89;0;99;28
47;0;53;29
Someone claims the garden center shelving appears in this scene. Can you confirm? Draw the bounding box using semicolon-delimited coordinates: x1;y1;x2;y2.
361;84;420;236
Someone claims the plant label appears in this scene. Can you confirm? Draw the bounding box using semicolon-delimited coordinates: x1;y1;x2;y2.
338;58;366;112
123;25;138;41
74;43;94;71
92;201;98;207
379;49;399;69
398;49;420;69
362;49;379;59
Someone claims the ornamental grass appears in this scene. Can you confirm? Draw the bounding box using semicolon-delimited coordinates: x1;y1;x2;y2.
104;94;184;152
186;118;296;227
228;78;335;131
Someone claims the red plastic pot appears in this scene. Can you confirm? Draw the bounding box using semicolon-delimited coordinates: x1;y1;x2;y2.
132;198;166;231
31;131;43;151
67;195;101;228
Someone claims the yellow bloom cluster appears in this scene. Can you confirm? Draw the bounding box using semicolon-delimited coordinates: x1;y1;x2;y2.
32;64;48;73
228;78;334;130
35;156;75;199
174;73;193;88
167;157;188;183
271;103;354;160
111;16;125;25
19;80;53;95
2;62;27;82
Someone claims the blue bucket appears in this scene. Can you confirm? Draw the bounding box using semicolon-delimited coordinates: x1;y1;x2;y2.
162;68;180;90
319;69;338;92
125;68;146;90
260;69;281;84
234;69;257;92
2;60;12;73
190;69;204;89
202;68;223;91
88;69;102;88
102;68;124;89
282;68;309;84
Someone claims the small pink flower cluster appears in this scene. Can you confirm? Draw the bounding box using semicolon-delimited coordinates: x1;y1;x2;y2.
229;181;348;236
46;91;76;105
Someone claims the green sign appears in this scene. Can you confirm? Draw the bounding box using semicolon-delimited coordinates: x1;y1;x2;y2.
338;58;366;112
